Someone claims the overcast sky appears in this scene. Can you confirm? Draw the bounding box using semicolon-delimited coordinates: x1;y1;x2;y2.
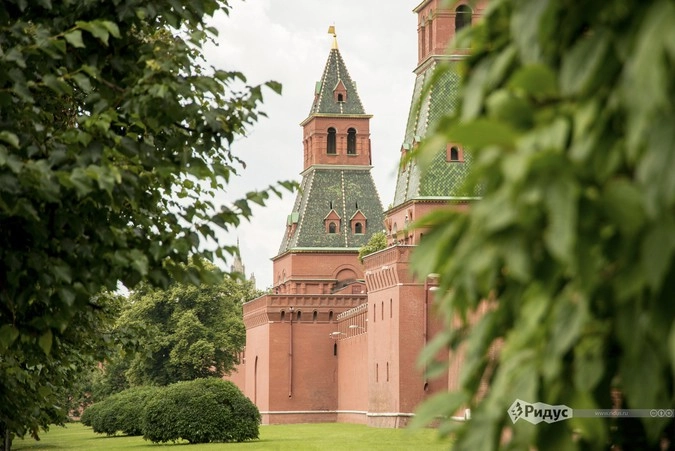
204;0;421;288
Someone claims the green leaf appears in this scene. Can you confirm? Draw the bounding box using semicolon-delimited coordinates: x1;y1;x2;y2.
410;391;469;430
544;175;578;264
449;118;518;149
52;263;72;284
38;329;53;355
0;324;20;349
64;30;85;48
77;20;111;46
72;73;92;92
641;219;675;291
560;30;611;96
0;131;20;149
508;63;558;99
602;178;645;236
42;74;73;96
265;80;282;95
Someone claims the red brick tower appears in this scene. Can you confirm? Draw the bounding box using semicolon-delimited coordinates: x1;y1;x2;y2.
240;30;384;425
360;0;486;427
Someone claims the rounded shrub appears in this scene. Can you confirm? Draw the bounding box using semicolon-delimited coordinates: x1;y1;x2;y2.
80;386;159;436
142;378;260;444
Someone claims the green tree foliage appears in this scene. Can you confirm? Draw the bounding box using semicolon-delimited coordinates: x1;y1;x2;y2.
141;379;260;444
412;0;675;449
120;268;254;386
358;231;387;262
0;292;123;449
0;0;286;446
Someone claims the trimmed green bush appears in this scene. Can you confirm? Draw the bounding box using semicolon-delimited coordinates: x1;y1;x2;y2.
141;378;260;444
80;386;159;436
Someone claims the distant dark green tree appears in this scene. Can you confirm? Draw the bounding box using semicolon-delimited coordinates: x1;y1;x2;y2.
412;0;675;449
121;266;254;386
0;0;287;448
358;231;387;262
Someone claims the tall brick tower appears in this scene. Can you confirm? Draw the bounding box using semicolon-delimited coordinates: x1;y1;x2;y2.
240;30;384;425
360;0;486;427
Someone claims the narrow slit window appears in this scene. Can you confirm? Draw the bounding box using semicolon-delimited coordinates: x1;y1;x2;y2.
347;128;356;154
455;4;472;32
327;127;337;154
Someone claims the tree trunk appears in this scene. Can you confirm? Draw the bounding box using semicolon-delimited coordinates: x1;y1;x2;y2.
1;422;11;451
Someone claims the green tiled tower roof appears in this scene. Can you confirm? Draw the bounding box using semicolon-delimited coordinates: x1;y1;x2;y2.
309;48;366;116
279;166;384;253
392;61;475;206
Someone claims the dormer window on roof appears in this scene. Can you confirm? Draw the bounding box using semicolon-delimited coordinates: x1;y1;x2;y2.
324;209;341;234
446;144;464;162
350;209;367;235
334;80;347;103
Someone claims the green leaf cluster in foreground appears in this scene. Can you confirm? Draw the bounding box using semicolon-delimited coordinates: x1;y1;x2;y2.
412;0;675;449
81;379;260;444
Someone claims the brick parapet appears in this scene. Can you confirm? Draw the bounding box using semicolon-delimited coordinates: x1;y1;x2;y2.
243;294;367;329
362;245;416;292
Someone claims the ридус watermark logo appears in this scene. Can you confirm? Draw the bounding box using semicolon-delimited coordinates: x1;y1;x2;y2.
508;399;572;424
508;399;675;425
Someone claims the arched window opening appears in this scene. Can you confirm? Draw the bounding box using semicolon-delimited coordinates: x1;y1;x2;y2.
337;93;344;102
329;311;334;321
450;146;459;161
347;128;357;154
313;310;318;322
354;222;363;234
455;4;472;32
334;343;338;356
296;310;302;321
280;310;285;321
327;127;337;154
329;222;337;234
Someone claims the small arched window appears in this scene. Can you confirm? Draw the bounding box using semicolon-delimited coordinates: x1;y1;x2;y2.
450;146;459;161
280;310;285;321
329;311;334;322
327;127;337;154
455;4;472;32
354;222;363;234
313;310;318;322
347;128;356;154
329;222;337;234
337;93;344;102
296;310;302;321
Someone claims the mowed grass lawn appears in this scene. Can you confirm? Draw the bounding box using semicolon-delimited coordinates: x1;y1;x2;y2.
13;422;453;450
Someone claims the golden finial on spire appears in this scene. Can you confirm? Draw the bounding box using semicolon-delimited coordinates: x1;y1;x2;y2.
328;25;338;49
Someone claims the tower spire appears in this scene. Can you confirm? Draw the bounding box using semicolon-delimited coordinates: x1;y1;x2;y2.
328;25;338;49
